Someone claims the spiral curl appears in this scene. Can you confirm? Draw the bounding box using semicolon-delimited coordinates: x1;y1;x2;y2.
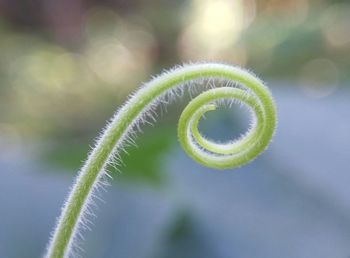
178;85;275;169
46;63;277;258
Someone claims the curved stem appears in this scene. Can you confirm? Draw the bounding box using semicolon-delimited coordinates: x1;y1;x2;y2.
45;63;277;258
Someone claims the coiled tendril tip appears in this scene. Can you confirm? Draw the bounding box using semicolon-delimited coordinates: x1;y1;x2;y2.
46;63;277;258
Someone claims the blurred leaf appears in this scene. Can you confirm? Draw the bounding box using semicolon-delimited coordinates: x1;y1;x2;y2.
44;142;89;169
42;126;175;186
117;126;175;186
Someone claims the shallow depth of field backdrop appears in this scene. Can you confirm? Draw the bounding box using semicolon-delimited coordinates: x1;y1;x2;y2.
0;0;349;257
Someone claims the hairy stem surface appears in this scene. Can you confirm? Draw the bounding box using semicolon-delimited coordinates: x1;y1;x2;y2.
46;63;277;258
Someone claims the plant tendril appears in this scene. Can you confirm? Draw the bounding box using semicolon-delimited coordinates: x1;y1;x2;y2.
46;63;277;258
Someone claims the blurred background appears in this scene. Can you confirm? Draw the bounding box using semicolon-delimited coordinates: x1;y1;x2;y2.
0;0;349;257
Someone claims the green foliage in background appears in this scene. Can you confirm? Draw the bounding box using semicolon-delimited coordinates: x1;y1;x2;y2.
43;127;175;186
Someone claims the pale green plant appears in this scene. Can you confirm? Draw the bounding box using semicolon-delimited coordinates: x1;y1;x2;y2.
45;63;277;258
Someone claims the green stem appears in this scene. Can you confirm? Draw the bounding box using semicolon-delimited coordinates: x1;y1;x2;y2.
45;63;277;258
